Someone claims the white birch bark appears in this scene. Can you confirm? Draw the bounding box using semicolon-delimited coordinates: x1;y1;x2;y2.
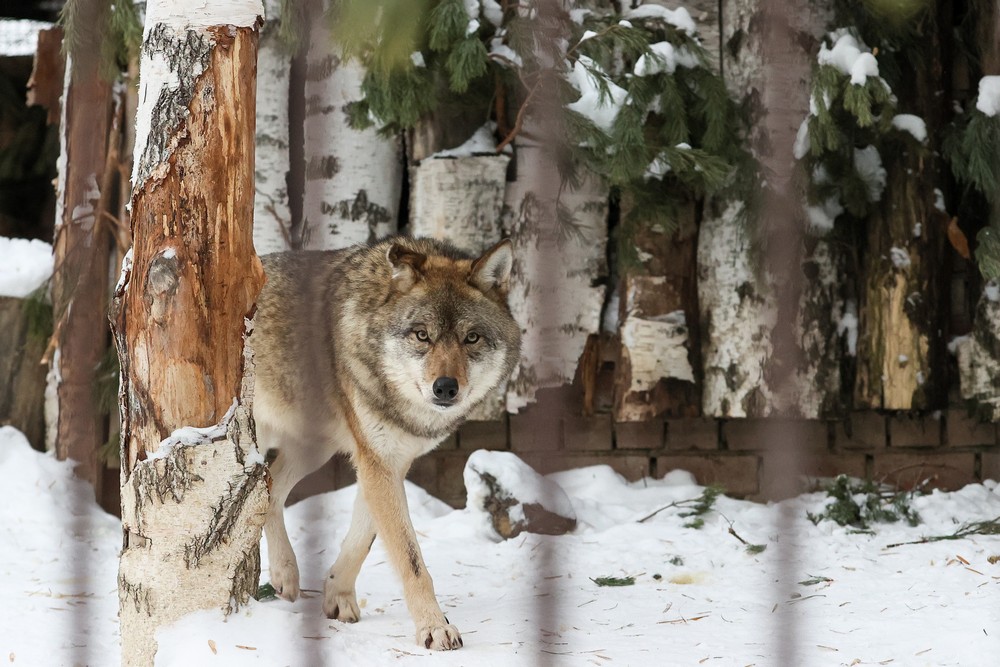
118;3;268;664
503;141;608;412
699;0;835;418
957;286;1000;420
301;21;402;249
253;0;292;255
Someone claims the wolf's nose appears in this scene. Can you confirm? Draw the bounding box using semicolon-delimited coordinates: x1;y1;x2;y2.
432;377;459;401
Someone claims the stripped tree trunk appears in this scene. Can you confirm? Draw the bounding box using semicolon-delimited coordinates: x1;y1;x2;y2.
854;3;947;411
700;0;835;418
956;2;1000;420
253;0;293;255
113;4;268;664
503;139;608;412
48;0;114;493
301;16;402;249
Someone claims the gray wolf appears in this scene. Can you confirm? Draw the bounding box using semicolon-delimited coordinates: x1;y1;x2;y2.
252;237;520;650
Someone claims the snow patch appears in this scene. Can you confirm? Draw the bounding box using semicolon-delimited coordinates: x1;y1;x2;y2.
985;281;1000;302
818;31;879;86
891;113;927;143
428;122;500;158
889;247;911;270
838;298;859;356
805;197;843;235
489;38;522;67
146;400;238;461
481;0;503;27
793;118;811;159
624;4;697;37
853;145;887;202
0;18;53;56
975;76;1000;117
565;56;628;133
933;188;946;213
409;51;425;68
0;237;54;298
634;41;699;76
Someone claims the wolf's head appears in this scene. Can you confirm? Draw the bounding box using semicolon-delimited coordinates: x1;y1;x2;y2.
372;238;520;434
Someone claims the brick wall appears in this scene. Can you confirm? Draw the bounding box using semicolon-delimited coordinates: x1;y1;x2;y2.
288;386;1000;509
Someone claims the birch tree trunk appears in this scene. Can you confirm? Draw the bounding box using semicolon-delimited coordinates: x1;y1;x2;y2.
48;0;114;492
113;4;268;664
253;0;293;255
613;202;700;421
854;3;947;411
301;16;402;249
503;139;608;412
699;0;836;418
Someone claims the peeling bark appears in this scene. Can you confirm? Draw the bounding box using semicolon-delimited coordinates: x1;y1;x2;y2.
112;5;268;664
301;21;402;249
503;141;608;412
614;200;700;421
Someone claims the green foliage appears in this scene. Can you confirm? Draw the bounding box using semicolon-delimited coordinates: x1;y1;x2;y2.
60;0;142;80
807;474;921;530
591;575;635;587
337;0;752;254
745;543;767;555
680;485;722;529
944;109;1000;279
21;283;53;344
256;582;278;601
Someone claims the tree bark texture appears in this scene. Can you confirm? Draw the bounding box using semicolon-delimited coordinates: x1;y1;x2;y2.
613;201;700;421
49;2;114;493
301;20;402;249
854;3;947;411
699;0;836;418
253;0;293;255
113;7;268;664
503;141;608;412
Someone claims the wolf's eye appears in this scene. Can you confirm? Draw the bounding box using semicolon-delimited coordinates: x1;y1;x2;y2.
414;329;430;342
464;332;480;344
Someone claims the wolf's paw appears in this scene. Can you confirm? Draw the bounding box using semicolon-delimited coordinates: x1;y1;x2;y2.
268;558;300;602
417;624;463;651
323;588;361;623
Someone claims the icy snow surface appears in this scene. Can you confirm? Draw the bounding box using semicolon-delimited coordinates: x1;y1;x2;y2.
0;237;54;297
976;76;1000;117
4;426;1000;665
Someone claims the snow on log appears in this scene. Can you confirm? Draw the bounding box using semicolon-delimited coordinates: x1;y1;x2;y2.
253;0;292;254
113;3;268;664
503;142;608;413
957;286;1000;420
300;22;402;249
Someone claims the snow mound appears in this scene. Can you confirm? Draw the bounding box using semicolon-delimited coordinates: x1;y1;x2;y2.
0;237;53;298
565;56;628;133
818;30;879;86
891;113;927;143
429;123;502;159
976;75;1000;117
624;4;697;37
463;449;576;538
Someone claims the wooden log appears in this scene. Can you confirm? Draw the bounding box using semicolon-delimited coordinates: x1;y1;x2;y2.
113;5;269;663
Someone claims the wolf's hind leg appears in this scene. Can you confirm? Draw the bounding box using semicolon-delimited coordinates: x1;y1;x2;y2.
323;492;376;622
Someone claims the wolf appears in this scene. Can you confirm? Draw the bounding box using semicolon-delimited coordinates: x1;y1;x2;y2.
252;236;520;650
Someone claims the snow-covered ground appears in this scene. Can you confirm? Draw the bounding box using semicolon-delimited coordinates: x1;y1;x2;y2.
3;424;1000;666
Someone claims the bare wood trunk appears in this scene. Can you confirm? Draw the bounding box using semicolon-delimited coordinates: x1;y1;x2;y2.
301;19;402;249
854;3;947;411
253;0;293;255
113;5;268;664
503;141;608;412
49;1;114;493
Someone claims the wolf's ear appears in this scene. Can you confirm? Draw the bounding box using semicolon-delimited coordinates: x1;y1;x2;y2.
387;244;427;293
470;239;513;296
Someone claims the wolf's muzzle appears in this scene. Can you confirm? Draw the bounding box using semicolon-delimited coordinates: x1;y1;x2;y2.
432;376;460;405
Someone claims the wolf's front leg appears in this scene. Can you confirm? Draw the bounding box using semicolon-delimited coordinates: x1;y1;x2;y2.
352;445;462;650
323;491;376;622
